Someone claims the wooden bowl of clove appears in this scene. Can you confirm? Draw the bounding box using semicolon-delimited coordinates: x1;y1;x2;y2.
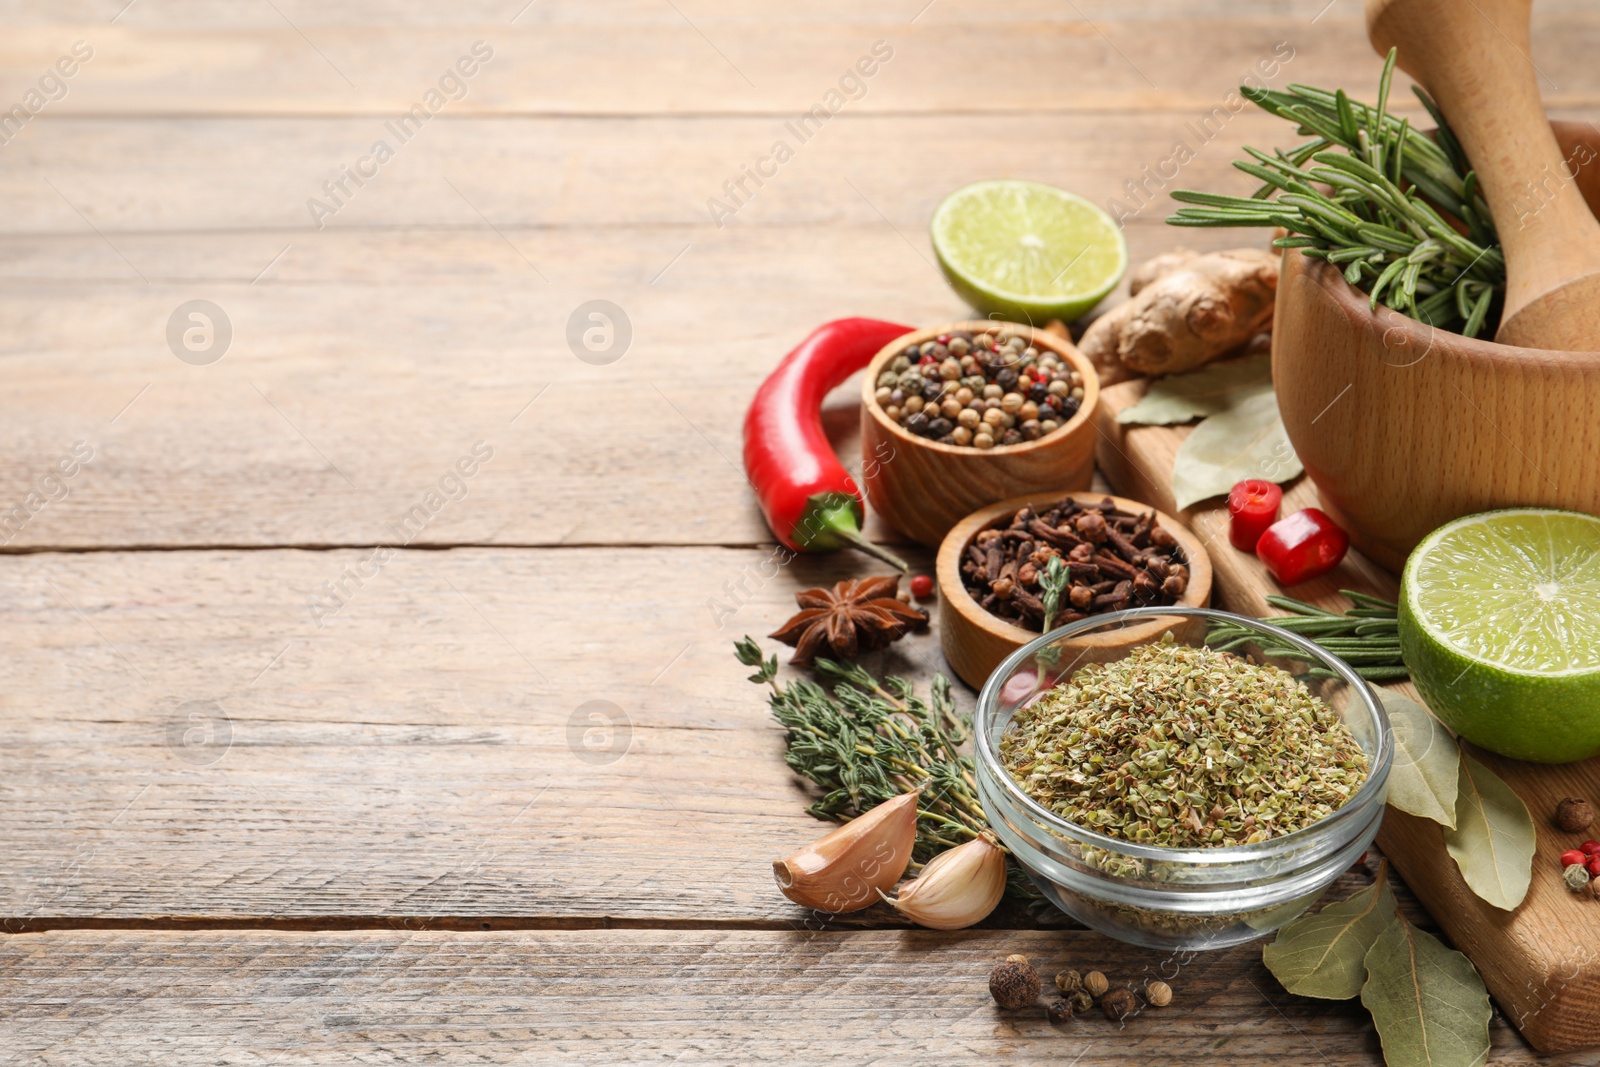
936;491;1212;689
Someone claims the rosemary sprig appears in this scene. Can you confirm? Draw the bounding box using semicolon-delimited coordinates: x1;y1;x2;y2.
734;636;1038;899
1168;48;1502;337
1207;590;1409;681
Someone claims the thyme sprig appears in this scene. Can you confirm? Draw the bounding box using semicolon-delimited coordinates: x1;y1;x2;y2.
1208;591;1408;681
1168;48;1502;337
1038;556;1071;633
735;636;1037;898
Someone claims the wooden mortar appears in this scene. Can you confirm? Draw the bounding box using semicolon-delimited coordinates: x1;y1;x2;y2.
1274;120;1600;572
935;490;1212;689
860;321;1099;547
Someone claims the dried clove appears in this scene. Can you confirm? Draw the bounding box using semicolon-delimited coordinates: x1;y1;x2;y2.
960;495;1189;632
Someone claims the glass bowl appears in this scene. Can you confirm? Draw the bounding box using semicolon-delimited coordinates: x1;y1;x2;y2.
974;606;1392;951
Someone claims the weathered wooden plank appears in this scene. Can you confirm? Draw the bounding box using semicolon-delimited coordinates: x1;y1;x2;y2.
1;927;1567;1067
0;221;1248;552
0;0;1390;28
7;101;1594;232
0;22;1315;116
0;110;1328;234
15;0;1600;30
0;9;1594;117
0;544;946;922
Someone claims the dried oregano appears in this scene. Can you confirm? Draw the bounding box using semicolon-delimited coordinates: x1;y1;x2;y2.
999;635;1368;848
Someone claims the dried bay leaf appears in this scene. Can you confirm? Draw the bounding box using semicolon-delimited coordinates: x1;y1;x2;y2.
1263;861;1398;999
1170;387;1302;510
1443;753;1535;911
1117;353;1274;425
1361;915;1491;1067
1376;688;1459;828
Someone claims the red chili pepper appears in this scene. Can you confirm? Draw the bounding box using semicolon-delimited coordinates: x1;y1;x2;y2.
1226;479;1282;553
743;318;912;569
1256;508;1350;586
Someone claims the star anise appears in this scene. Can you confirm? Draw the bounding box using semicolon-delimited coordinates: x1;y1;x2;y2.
768;576;928;666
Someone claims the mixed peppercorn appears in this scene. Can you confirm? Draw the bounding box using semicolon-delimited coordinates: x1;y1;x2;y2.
960;495;1188;632
1554;796;1600;896
874;328;1085;449
988;953;1173;1026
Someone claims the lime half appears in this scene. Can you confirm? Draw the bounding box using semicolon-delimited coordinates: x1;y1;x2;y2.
930;180;1126;325
1398;508;1600;763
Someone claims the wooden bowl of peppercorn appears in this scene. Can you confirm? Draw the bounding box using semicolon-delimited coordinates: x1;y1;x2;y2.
936;490;1212;689
860;321;1100;546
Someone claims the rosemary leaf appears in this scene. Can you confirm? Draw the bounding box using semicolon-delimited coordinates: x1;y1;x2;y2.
1168;48;1502;337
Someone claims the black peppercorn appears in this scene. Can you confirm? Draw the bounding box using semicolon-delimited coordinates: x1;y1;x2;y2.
1059;397;1081;418
1102;987;1138;1022
928;417;954;437
1045;999;1073;1024
921;380;944;402
1029;382;1050;403
904;412;929;435
996;367;1019;390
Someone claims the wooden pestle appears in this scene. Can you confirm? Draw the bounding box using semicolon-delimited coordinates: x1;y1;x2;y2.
1367;0;1600;351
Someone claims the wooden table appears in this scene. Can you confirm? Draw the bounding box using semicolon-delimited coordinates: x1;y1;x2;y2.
3;3;1598;1063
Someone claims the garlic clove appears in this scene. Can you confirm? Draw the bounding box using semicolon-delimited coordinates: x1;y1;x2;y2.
880;831;1006;930
772;789;919;913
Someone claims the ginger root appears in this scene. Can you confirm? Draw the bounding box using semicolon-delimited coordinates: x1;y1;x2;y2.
1080;248;1279;384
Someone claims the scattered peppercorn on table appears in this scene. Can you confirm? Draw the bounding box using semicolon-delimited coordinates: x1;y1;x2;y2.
2;4;1596;1064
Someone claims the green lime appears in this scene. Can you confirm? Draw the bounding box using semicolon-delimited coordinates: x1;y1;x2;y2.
1398;507;1600;763
930;180;1126;325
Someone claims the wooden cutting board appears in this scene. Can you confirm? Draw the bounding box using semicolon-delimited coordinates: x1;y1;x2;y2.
1094;377;1600;1054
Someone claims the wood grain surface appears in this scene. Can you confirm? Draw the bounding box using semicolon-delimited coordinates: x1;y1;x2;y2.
3;1;1593;1063
1095;377;1600;1053
6;927;1590;1067
0;545;952;924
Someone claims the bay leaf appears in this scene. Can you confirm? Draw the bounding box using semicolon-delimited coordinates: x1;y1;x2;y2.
1169;387;1302;510
1443;753;1535;911
1117;353;1274;425
1361;915;1492;1067
1376;688;1459;828
1263;861;1398;999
